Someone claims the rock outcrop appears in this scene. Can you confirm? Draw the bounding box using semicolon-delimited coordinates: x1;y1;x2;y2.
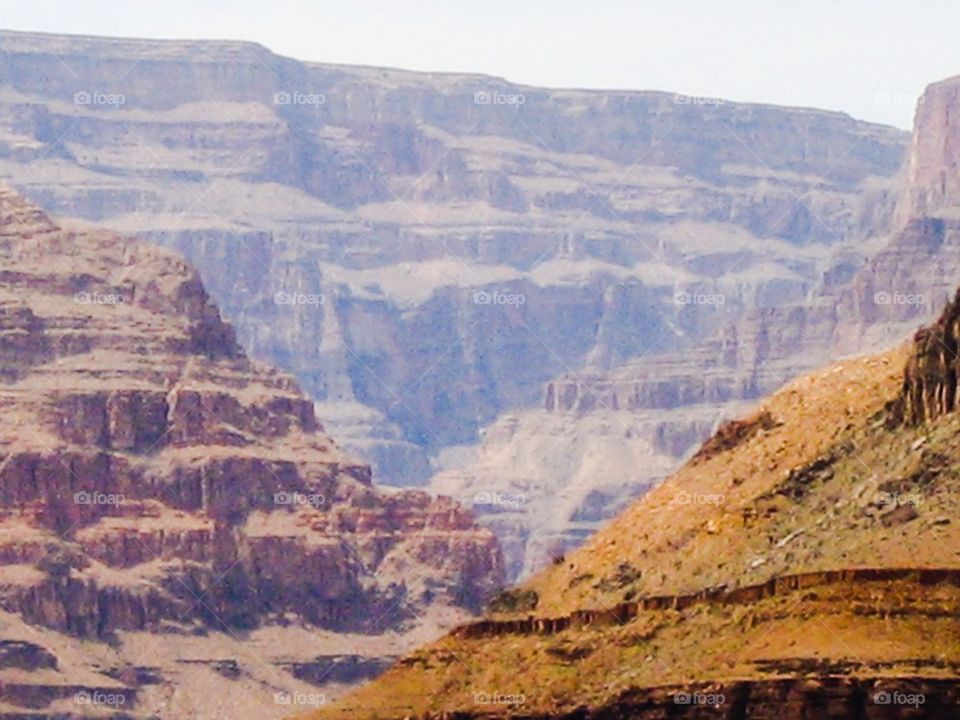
0;184;503;718
453;567;960;639
895;289;960;424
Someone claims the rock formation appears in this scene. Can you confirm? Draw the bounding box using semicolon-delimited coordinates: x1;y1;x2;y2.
895;289;960;424
0;184;503;718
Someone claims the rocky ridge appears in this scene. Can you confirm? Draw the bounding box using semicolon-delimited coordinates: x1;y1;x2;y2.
0;184;503;719
305;284;960;718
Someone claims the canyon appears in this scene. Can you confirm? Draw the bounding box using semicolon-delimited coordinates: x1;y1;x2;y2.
0;183;502;718
0;29;919;578
0;23;957;720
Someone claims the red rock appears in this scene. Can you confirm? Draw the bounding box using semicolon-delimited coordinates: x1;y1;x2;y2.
0;183;504;640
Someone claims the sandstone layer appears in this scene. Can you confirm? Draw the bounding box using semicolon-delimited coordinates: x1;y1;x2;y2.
0;184;503;719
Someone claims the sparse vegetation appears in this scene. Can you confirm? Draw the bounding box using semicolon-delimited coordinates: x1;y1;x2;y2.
596;562;642;592
568;572;595;588
488;588;540;614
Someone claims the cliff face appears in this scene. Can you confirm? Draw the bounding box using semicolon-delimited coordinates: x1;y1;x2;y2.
0;29;908;486
905;76;960;219
838;75;960;346
0;185;503;718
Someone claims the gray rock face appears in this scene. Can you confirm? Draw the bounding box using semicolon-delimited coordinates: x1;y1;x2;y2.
0;29;912;577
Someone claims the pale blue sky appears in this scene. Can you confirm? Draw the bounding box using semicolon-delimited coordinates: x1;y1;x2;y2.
3;0;956;128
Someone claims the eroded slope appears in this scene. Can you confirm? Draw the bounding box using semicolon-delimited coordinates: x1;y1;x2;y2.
307;290;960;718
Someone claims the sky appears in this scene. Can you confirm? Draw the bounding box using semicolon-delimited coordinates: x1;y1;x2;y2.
2;0;957;129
